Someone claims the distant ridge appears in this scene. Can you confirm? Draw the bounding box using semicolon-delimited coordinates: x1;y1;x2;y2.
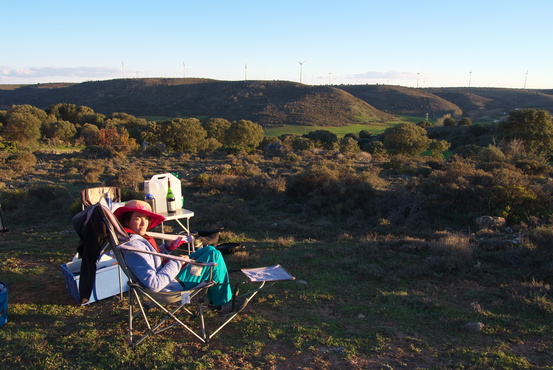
426;87;553;116
339;84;462;117
1;78;552;125
0;78;395;126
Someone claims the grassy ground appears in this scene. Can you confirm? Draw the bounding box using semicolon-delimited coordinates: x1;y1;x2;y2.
263;119;407;138
1;151;553;369
2;228;552;368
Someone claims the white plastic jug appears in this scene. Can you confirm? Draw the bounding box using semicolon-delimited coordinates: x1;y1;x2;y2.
144;173;182;214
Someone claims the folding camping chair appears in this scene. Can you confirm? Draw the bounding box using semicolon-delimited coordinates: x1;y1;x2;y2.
80;186;122;209
73;202;295;346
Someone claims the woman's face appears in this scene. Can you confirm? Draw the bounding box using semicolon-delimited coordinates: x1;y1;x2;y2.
127;212;150;235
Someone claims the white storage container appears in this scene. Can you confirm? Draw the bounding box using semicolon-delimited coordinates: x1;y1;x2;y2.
144;173;182;214
60;254;129;305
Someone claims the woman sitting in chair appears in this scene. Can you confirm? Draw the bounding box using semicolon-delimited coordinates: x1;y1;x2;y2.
114;200;242;315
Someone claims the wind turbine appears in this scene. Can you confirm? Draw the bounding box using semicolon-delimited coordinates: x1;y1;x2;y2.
298;60;306;83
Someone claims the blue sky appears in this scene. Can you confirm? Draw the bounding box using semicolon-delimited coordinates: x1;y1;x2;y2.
2;0;552;88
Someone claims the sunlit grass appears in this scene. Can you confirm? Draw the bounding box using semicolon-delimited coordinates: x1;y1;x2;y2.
264;120;406;137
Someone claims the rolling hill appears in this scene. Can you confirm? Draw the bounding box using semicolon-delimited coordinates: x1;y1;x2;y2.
0;78;395;127
1;78;553;126
339;84;462;117
427;87;553;120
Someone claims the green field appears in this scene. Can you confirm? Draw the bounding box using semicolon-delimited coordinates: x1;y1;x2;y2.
263;116;418;137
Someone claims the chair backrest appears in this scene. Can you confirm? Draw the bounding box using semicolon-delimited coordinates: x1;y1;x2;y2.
72;202;130;303
94;205;137;283
81;187;122;209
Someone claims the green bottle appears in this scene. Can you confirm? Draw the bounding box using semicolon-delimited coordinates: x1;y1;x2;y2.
166;179;177;213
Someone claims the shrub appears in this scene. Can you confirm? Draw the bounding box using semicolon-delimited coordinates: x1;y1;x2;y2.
97;127;138;156
224;120;264;151
514;159;552;176
0;141;20;153
476;145;506;162
427;231;474;272
163;118;208;153
28;184;71;201
0;188;27;211
7;152;37;172
469;123;494;136
108;167;144;191
524;226;553;252
453;144;483;159
339;136;360;154
291;136;315;152
81;145;112;158
286;161;376;218
79;123;100;145
303;130;338;150
363;140;385;155
499;109;553;157
417;121;432;127
416;160;495;225
382;123;432;156
428;139;450;158
83;168;102;183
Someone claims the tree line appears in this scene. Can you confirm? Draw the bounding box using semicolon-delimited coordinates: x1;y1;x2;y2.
1;103;552;161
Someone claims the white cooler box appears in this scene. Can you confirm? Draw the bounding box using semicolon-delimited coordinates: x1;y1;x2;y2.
60;254;129;305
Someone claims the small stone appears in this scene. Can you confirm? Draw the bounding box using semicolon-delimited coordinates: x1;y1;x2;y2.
465;322;485;331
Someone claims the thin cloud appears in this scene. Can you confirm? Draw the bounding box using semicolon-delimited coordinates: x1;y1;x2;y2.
0;66;121;79
351;71;420;81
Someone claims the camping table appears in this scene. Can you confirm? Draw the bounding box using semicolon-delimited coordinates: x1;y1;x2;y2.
147;208;195;253
158;208;194;234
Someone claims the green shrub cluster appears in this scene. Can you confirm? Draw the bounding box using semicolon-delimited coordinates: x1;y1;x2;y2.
286;161;376;219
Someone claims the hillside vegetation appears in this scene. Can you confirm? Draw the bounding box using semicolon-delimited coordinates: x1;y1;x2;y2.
339;84;463;117
2;78;553;127
0;79;394;127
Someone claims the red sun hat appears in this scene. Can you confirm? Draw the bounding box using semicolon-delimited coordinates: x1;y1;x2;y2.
113;200;165;229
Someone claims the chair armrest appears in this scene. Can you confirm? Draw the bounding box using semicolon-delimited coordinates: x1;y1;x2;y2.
117;244;216;267
146;231;185;241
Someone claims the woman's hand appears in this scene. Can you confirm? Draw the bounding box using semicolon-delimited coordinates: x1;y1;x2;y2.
167;235;194;251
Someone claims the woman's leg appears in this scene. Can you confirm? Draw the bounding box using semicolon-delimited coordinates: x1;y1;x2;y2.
176;246;232;306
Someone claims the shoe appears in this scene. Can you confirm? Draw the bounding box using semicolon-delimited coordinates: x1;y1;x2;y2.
216;298;247;317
